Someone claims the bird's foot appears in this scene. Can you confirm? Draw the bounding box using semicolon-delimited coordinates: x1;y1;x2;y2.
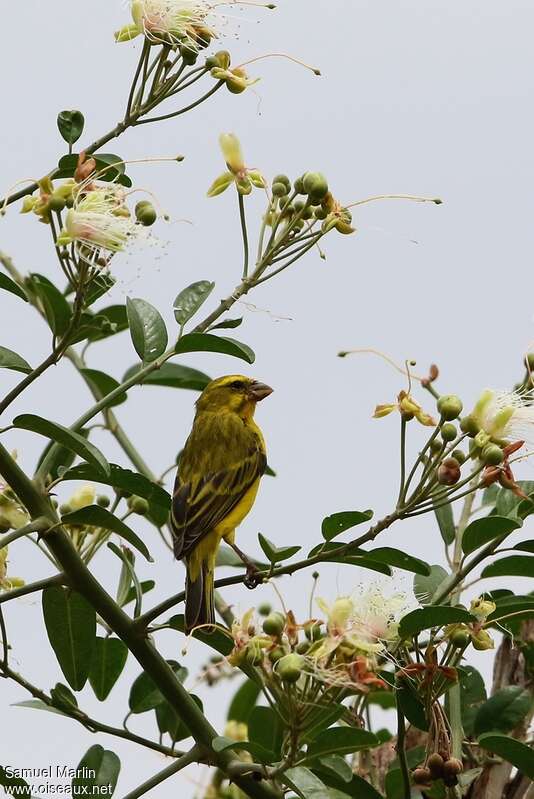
244;563;262;590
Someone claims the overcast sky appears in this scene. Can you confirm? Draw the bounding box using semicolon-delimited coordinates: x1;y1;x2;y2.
2;1;534;796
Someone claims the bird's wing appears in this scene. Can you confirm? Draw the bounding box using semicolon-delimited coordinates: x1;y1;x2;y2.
171;441;266;559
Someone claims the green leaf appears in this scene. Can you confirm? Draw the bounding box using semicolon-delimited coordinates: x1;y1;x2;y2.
156;694;203;744
462;515;522;555
167;614;234;655
398;606;474;638
486;595;534;632
89;637;128;701
258;533;301;564
211;737;277;763
0;345;32;374
42;586;96;691
433;498;455;545
216;544;268;570
307;728;378;759
61;504;152;561
173;280;215;326
413;564;449;605
80;368;127;407
29;273;72;336
315;770;383;799
58;154;131;188
283;768;333;799
478;733;534;779
457;665;487;737
57;109;85;144
12;699;68;716
84;274;115;306
14;414;110;476
50;682;79;712
35;429;90;482
307;542;392;575
367;690;396;709
107;543;144;617
175;332;255;363
129;661;186;713
122;362;211;391
249;706;284;758
321;510;374;541
0;273;28;302
482;555;534;578
396;681;429;731
513;539;534;552
474;686;533;736
86;305;129;342
126;298;168;363
227;679;262;723
72;745;120;798
209;317;243;331
363;547;430;576
301;705;346;743
496;481;534;517
316;755;352;784
123;580;155;608
60;463;170;526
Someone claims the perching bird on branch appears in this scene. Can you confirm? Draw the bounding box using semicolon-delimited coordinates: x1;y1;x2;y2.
171;375;273;634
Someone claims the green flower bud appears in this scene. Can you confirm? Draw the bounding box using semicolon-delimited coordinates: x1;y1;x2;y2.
430;438;443;454
460;415;479;436
272;181;288;197
451;448;467;464
262;612;285;636
245;642;264;666
304;621;323;642
268;646;285;663
180;45;198;65
481;443;504;466
273;174;291;190
296;641;310;654
437;394;463;421
314;207;327;220
48;195;66;212
277;653;305;683
303;172;328;200
441;423;457;442
59;503;72;515
135;201;157;227
127;496;149;515
450;629;470;649
96;495;111;508
20;196;37;214
257;603;272;617
293;176;305;194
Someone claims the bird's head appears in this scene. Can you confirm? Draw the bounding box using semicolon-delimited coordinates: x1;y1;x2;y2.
196;375;273;416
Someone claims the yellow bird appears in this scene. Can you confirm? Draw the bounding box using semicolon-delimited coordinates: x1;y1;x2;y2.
171;375;273;633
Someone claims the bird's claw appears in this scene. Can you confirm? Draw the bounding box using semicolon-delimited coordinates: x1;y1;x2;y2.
244;565;261;589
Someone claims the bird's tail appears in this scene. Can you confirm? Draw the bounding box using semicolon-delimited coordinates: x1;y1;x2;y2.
185;558;215;635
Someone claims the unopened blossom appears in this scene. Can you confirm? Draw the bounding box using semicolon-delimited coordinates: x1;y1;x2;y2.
374;390;436;427
466;389;534;445
210;65;259;94
116;0;218;48
57;183;149;266
470;597;496;621
207;133;265;197
0;547;24;592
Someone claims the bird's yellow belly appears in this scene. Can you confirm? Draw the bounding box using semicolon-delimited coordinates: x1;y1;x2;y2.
188;478;260;580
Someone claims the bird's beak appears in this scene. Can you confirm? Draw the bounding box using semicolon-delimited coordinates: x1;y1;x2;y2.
248;381;273;402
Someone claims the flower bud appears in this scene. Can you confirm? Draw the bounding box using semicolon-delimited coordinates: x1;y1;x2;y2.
440;423;457;442
296;641;310;654
470;597;496;620
437;457;461;486
293;176;305;194
205;50;231;70
59;503;72;515
48;195;66;212
474;430;490;450
427;753;445;778
450;628;470;649
127;496;149;515
96;495;110;508
268;646;285;663
68;484;95;511
304;621;323;642
273;174;290;190
262;612;285;636
258;603;272;617
135;201;157;227
314;207;327;220
272;181;288;197
412;768;432;785
245;641;264;666
481;443;504;466
451;448;467;464
21;196;37;214
460;415;479;436
437;394;463;421
302;172;328;200
277;653;305;683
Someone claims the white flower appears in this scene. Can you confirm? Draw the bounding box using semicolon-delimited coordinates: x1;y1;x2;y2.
470;389;534;444
345;583;415;653
117;0;219;47
57;183;148;266
0;477;29;531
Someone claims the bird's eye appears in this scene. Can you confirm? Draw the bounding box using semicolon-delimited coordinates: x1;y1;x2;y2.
229;380;246;390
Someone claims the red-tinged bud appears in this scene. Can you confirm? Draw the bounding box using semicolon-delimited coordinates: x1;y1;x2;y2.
443;758;463;777
437;457;461;485
427;753;445;778
412;768;432;785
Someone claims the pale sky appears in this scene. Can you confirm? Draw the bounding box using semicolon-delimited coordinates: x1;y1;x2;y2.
1;1;534;797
